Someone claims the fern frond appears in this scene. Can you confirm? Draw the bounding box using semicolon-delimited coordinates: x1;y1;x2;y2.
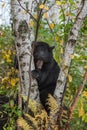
24;113;38;129
60;107;68;124
17;117;33;130
21;96;49;129
29;99;41;115
47;94;59;114
22;95;42;115
35;110;48;129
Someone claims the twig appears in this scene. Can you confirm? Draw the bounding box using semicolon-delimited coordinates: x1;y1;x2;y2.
70;71;87;111
65;71;87;129
60;4;67;44
26;0;47;112
17;0;37;22
35;0;47;41
15;45;22;111
46;19;54;34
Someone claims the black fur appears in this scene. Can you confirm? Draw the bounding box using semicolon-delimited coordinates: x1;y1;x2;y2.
31;42;60;113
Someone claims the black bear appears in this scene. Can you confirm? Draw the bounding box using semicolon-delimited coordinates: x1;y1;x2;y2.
31;41;60;113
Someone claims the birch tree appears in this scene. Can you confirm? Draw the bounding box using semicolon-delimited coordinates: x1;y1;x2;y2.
54;0;87;109
11;0;40;109
10;0;87;129
49;0;87;129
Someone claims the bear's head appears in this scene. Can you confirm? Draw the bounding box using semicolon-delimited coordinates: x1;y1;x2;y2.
33;41;55;69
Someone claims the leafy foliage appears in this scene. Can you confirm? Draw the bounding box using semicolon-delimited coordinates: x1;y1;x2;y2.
0;0;87;129
0;27;20;129
17;95;59;130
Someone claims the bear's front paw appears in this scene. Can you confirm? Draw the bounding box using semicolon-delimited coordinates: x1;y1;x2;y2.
31;70;41;80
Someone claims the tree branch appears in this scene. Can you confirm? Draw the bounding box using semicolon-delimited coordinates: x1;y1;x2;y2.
35;0;47;42
70;71;87;112
17;0;37;22
64;71;87;130
26;0;48;112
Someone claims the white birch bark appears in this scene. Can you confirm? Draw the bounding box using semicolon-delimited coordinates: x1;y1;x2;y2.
11;0;40;102
54;0;87;108
47;1;87;130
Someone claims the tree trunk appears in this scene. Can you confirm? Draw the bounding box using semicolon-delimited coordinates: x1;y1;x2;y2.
54;0;87;108
49;0;87;129
11;0;40;105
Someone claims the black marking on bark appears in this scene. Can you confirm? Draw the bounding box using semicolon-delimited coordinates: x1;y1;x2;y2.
22;62;26;67
22;42;28;45
68;39;76;46
18;20;28;37
18;8;21;12
22;36;26;41
70;30;74;36
17;42;21;47
19;55;24;59
22;74;24;80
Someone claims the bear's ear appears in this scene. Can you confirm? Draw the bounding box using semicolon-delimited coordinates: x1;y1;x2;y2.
50;46;55;51
31;41;35;48
31;41;37;49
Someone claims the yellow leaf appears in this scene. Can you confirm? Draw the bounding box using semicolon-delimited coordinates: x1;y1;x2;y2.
54;127;58;130
82;91;87;98
2;77;8;83
60;39;64;45
8;50;11;55
2;3;5;8
39;4;49;10
74;53;80;58
64;61;67;66
84;65;87;69
65;12;71;16
10;100;14;108
7;72;11;77
68;74;72;82
13;51;16;55
34;14;38;19
56;1;61;5
44;5;49;11
2;50;6;54
49;23;54;29
10;79;16;86
15;69;18;73
54;36;59;42
65;68;68;74
22;10;27;14
29;20;34;27
79;102;84;117
43;13;49;19
69;54;74;59
3;54;10;60
4;54;12;63
11;67;15;72
15;78;19;82
39;4;44;9
60;47;63;54
0;31;5;37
